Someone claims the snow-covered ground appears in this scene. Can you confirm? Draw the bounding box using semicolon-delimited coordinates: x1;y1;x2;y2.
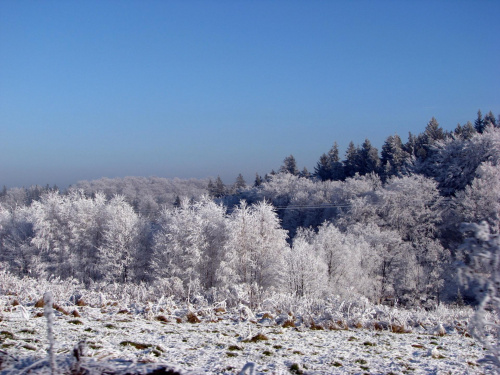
0;299;496;374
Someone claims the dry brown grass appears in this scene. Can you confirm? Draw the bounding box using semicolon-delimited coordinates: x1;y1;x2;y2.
54;304;69;315
155;315;169;323
243;333;269;343
390;324;408;333
186;312;200;324
310;320;324;330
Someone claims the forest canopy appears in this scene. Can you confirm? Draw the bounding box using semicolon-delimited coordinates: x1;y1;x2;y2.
1;110;499;309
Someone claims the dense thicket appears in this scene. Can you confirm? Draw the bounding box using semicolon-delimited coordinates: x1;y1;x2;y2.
1;111;499;308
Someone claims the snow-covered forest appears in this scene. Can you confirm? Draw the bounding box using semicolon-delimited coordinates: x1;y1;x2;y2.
1;112;499;308
1;111;500;373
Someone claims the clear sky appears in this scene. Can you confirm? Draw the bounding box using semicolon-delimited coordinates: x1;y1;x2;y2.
1;0;499;188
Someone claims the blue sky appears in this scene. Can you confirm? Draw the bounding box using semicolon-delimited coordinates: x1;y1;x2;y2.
1;0;499;188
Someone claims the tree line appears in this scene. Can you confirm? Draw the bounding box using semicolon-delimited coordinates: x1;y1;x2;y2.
0;110;499;308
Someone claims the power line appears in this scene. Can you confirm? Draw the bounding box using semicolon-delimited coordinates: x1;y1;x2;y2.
273;204;352;210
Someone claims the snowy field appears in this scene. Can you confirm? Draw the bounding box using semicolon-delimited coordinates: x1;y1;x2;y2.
0;298;496;374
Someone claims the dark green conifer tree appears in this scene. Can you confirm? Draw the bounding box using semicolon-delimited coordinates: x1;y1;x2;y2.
359;138;381;175
314;153;330;181
299;167;311;179
234;174;247;191
343;141;361;178
484;110;497;128
475;110;485;133
279;155;299;176
254;173;263;187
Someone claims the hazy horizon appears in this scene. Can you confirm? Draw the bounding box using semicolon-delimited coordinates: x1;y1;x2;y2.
1;0;499;189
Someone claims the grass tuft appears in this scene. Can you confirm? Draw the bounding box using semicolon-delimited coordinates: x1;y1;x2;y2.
54;304;69;315
0;331;14;339
120;341;152;350
244;333;268;343
186;312;201;324
390;324;407;333
289;363;303;374
310;320;324;330
155;315;169;323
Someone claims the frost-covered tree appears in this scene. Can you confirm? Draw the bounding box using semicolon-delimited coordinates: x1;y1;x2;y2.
71;176;209;218
337;174;448;304
376;175;448;304
285;228;327;298
64;191;107;283
484;110;497;128
234;174;247;192
454;162;500;234
381;134;410;180
0;205;41;277
299;167;311;179
218;201;288;306
459;222;500;369
28;190;143;284
151;196;228;297
152;198;204;296
195;197;228;291
414;117;447;172
30;191;75;279
311;222;377;300
454;121;476;140
348;223;409;303
254;172;338;237
377;175;443;240
1;187;29;210
98;195;141;283
425;126;500;195
208;176;226;198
